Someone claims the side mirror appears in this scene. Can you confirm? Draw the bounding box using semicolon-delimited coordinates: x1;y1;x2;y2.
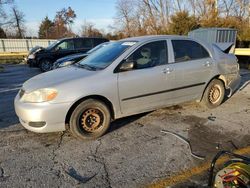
119;60;135;72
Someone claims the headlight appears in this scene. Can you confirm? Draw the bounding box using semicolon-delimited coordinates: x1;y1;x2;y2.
21;88;58;103
28;54;35;59
59;60;74;68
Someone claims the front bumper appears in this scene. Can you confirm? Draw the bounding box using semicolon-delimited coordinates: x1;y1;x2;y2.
14;95;71;133
27;59;38;67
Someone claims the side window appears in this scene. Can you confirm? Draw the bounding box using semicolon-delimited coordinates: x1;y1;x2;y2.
74;39;83;49
172;40;210;63
93;38;108;46
93;39;102;46
82;38;93;48
127;41;168;70
55;40;74;51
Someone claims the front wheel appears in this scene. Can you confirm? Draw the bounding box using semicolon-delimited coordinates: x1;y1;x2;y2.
69;99;111;140
40;59;53;72
202;79;225;108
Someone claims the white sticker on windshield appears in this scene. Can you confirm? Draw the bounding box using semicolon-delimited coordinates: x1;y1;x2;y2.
121;42;136;46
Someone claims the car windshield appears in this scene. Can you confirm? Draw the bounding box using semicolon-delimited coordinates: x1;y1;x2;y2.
46;40;60;50
87;42;110;54
77;41;137;70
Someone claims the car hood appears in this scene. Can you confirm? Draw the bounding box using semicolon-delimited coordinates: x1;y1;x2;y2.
29;46;45;55
55;53;88;64
23;66;95;93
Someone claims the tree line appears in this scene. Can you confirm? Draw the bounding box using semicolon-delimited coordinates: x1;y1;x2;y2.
0;0;250;43
114;0;250;42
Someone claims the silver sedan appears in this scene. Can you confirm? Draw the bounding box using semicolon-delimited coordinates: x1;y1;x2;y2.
15;35;241;140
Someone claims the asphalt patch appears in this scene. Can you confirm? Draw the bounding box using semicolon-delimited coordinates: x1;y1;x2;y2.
186;116;250;158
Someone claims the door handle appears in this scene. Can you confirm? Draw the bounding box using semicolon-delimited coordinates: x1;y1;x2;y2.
162;67;173;74
203;61;212;67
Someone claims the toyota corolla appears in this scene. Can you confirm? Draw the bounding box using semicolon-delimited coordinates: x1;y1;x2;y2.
15;35;241;140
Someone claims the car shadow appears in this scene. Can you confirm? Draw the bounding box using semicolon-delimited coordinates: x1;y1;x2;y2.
238;70;250;90
108;112;150;134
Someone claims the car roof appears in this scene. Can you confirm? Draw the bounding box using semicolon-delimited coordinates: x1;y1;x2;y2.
59;37;107;40
119;35;191;42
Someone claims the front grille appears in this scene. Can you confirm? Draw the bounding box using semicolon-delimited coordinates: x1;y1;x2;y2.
19;89;25;98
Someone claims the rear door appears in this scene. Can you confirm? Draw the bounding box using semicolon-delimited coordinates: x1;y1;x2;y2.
117;40;175;115
169;39;213;102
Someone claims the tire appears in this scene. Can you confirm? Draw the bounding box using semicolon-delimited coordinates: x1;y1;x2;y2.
40;59;53;72
202;79;225;108
69;99;111;140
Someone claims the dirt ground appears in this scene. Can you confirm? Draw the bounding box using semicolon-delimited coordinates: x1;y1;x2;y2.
0;64;250;188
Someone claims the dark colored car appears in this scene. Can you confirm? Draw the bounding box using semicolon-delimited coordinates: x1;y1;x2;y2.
27;37;109;72
52;42;110;70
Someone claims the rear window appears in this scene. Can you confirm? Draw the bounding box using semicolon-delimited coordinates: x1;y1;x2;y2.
172;40;210;62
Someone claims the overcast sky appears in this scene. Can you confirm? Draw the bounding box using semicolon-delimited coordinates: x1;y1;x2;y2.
4;0;117;36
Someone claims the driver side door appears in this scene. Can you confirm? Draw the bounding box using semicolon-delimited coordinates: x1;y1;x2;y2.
53;39;75;60
117;40;175;116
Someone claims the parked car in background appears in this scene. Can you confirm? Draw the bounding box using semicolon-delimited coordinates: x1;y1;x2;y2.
27;37;109;72
15;35;241;140
52;42;110;70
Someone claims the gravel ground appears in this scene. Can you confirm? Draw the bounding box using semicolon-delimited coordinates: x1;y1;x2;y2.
0;64;250;188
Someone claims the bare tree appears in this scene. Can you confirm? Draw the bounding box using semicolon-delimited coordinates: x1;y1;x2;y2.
81;21;103;37
139;0;172;34
55;6;76;31
114;0;250;41
220;0;234;17
10;6;25;38
0;0;14;27
115;0;136;37
233;0;250;18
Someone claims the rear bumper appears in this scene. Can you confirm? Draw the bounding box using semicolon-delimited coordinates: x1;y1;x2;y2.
14;94;71;133
225;73;241;97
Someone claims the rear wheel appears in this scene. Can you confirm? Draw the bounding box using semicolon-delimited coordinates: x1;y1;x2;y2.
202;79;225;108
40;59;53;72
69;99;111;140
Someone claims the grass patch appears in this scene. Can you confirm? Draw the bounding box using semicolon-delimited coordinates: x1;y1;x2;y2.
0;55;26;64
0;52;28;64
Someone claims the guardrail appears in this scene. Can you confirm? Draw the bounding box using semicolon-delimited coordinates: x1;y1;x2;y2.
234;48;250;56
0;52;28;57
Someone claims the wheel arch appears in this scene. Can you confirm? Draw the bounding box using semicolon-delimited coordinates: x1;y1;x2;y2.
65;95;115;126
199;75;226;102
38;57;53;65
